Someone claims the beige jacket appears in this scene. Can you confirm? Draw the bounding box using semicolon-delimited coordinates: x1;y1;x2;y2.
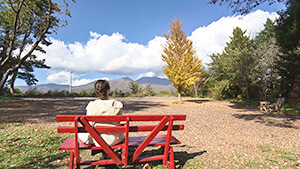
78;99;124;146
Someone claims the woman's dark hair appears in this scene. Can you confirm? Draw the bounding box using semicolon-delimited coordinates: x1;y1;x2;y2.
94;79;110;100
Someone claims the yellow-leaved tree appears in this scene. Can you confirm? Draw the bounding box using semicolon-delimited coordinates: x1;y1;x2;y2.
162;19;203;102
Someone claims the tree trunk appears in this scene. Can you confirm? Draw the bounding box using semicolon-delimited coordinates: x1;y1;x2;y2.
178;92;182;102
178;88;182;102
9;70;18;95
0;71;11;95
194;83;199;97
245;78;250;102
246;85;249;102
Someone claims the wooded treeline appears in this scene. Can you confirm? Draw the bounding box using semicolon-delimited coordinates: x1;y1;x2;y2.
162;16;299;106
194;0;299;106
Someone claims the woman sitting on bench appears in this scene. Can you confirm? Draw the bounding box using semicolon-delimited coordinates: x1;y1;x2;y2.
78;79;124;146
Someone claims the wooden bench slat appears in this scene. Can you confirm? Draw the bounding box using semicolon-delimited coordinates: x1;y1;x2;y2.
80;159;116;165
57;124;184;133
56;114;186;122
59;138;93;150
59;135;180;151
135;155;164;163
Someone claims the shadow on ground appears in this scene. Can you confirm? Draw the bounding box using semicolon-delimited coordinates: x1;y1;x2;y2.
0;98;90;123
233;112;300;129
136;146;206;168
229;101;260;112
80;147;206;169
184;99;211;104
122;100;167;114
174;150;207;168
0;97;167;123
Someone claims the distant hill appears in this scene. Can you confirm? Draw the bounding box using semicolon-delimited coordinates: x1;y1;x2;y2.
136;77;171;85
16;77;174;93
140;84;174;92
136;77;174;92
17;83;69;93
109;77;133;92
72;81;95;93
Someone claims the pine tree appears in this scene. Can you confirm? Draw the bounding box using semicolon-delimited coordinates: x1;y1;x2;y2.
209;27;255;102
275;0;300;99
227;27;255;102
254;19;281;100
162;19;203;102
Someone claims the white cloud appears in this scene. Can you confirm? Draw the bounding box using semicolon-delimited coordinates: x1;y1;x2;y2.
46;71;71;84
137;71;156;80
37;32;166;75
39;9;278;84
46;70;108;86
72;78;98;86
189;10;278;65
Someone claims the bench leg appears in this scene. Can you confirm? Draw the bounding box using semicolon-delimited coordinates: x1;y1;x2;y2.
69;151;80;169
166;146;175;169
69;151;74;169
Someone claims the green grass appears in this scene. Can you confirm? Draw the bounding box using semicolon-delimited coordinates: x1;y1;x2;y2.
245;160;265;168
0;123;70;168
281;106;300;115
257;145;299;168
181;160;205;169
0;96;12;102
257;145;272;152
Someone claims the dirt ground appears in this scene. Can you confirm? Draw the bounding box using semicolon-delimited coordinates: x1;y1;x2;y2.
1;96;300;168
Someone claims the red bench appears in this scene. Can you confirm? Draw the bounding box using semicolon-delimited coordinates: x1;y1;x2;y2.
56;114;186;169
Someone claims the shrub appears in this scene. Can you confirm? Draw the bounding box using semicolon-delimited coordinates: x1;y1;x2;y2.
23;87;41;97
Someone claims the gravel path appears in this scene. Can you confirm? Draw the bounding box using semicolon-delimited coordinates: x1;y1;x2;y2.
1;96;299;168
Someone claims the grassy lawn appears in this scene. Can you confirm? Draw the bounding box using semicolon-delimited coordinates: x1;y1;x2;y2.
0;96;12;102
1;123;299;169
0;97;299;168
0;123;70;169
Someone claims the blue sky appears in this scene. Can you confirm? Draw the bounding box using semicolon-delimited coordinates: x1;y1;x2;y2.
16;0;285;86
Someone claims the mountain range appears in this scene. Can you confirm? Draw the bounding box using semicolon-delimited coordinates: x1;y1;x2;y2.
16;77;174;93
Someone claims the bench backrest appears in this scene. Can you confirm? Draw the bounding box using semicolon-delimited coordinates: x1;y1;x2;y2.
57;115;185;134
56;114;186;166
277;97;285;108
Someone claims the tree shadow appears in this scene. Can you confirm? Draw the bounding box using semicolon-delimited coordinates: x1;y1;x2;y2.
0;97;167;124
184;99;211;104
86;146;206;169
0;98;89;123
134;147;206;168
174;150;207;168
233;112;300;129
122;100;167;113
228;101;260;112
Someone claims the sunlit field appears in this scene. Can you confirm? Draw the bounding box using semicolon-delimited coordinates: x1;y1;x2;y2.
1;97;299;168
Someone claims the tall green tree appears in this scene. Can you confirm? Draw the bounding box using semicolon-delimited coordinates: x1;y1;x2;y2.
254;19;281;100
0;0;73;95
275;0;300;99
210;0;300;105
209;51;241;100
162;19;203;102
210;27;255;102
